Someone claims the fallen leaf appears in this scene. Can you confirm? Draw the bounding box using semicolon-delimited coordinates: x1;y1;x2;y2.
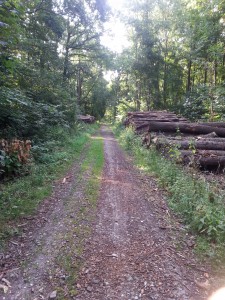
195;279;210;290
106;253;118;258
0;284;9;293
49;290;57;299
2;278;11;287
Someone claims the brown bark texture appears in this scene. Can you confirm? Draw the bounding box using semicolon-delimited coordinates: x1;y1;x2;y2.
125;110;225;170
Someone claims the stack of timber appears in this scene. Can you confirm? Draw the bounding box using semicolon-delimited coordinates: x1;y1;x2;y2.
124;111;189;133
125;111;225;170
153;136;225;169
77;115;95;124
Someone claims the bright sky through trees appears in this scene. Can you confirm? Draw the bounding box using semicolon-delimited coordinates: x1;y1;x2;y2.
100;0;130;53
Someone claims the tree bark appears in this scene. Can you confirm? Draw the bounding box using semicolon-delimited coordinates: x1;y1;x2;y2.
198;122;225;128
183;155;225;168
154;138;225;151
179;150;225;157
186;60;192;92
63;24;71;83
144;121;225;137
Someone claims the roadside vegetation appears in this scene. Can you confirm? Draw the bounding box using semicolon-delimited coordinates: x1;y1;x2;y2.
0;124;99;245
113;124;225;264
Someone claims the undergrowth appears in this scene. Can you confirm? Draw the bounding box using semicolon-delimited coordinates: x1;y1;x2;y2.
0;123;99;244
114;124;225;263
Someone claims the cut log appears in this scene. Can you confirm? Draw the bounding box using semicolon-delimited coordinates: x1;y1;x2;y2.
125;111;189;129
77;115;95;123
154;138;225;151
135;123;150;133
163;136;225;143
168;149;225;168
183;155;225;168
144;122;225;137
198;156;225;168
198;122;225;128
179;150;225;157
128;118;188;123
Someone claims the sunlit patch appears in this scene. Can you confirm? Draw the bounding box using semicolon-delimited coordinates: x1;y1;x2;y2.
90;136;104;140
100;0;130;53
209;287;225;300
107;0;126;11
138;166;148;171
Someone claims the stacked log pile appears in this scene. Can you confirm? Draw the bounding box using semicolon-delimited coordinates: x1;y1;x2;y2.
153;136;225;169
77;115;95;124
125;111;225;170
124;111;188;133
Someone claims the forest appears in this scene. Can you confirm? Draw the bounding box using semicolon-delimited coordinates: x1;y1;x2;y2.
1;1;225;297
110;0;225;121
1;0;225;177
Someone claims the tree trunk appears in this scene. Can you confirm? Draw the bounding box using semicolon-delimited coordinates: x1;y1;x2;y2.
198;122;225;128
142;121;225;137
77;62;83;107
183;155;225;168
186;60;192;92
179;150;225;156
63;26;71;83
154;138;225;151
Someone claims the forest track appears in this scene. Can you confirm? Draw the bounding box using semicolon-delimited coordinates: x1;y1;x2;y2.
75;126;210;300
0;138;103;300
0;126;216;299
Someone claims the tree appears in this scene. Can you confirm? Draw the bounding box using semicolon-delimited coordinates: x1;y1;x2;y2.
0;0;110;139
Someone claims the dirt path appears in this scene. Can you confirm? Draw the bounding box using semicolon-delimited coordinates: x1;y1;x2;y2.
75;126;210;300
0;141;100;300
0;126;213;299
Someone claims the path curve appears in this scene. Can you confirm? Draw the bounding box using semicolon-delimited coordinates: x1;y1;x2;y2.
75;126;209;300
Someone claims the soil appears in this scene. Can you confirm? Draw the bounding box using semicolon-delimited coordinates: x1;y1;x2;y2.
0;126;223;299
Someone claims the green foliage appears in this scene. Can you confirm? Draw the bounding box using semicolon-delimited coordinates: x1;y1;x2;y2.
0;86;75;140
182;85;208;120
0;0;110;147
119;127;139;151
183;84;225;121
0;150;23;177
108;0;225;119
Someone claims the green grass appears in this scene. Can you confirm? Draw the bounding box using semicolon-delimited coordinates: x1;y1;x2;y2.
54;133;104;299
0;124;99;243
114;124;225;263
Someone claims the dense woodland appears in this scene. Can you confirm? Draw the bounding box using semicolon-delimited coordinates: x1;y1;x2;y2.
110;0;225;122
0;0;110;141
1;0;225;175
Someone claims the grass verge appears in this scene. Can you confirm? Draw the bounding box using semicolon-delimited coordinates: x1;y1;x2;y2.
113;124;225;264
53;133;104;298
0;124;99;245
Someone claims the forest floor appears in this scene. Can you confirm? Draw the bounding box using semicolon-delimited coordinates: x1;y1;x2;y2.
0;126;223;300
